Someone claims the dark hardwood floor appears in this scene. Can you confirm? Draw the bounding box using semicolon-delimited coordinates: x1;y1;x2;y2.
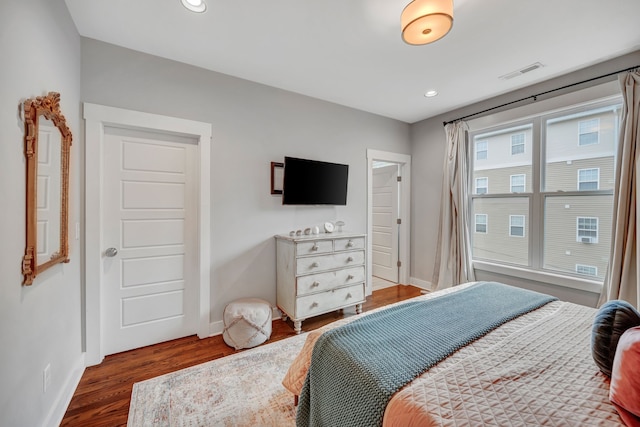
61;284;423;427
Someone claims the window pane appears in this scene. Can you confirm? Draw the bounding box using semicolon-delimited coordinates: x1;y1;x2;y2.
473;125;532;195
475;214;487;233
472;197;529;266
544;107;619;192
544;194;613;280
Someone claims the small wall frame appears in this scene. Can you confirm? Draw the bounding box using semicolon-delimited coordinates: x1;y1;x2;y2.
271;161;284;195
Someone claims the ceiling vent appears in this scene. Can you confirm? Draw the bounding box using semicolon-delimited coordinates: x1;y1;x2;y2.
499;62;544;80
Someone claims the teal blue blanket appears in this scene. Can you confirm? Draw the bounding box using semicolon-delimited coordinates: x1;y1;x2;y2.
296;281;557;427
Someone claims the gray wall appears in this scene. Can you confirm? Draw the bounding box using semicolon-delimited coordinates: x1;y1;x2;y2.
80;38;411;323
0;1;83;426
410;50;640;305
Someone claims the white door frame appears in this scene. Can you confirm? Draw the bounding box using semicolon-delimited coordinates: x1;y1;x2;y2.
366;149;411;294
83;103;212;366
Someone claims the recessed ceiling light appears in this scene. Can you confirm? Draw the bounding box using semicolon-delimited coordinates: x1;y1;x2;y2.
181;0;206;13
424;90;438;97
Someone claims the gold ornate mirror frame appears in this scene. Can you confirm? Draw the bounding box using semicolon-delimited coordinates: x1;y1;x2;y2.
22;92;72;285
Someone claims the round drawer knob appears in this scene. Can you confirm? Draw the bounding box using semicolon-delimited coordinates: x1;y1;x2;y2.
311;281;320;288
346;257;353;262
311;244;319;251
311;262;319;268
310;302;318;308
347;240;354;247
346;293;352;299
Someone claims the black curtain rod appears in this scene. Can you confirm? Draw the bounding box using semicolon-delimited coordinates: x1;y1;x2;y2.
443;64;640;126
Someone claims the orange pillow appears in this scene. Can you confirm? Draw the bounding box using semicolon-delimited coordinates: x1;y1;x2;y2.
610;326;640;427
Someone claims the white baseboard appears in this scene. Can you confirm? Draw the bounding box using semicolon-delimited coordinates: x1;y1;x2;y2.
410;277;434;291
209;306;283;337
45;352;86;427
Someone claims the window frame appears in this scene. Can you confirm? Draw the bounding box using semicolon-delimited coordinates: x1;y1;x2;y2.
469;98;620;288
510;174;526;193
576;216;599;244
511;133;525;155
475;177;488;195
509;215;525;237
577;168;600;191
578;118;600;146
476;140;488;160
475;214;488;234
576;264;598;277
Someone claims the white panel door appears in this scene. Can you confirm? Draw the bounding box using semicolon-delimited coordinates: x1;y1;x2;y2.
102;129;198;355
372;164;399;282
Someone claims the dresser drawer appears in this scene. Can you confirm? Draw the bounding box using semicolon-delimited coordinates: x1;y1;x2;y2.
296;283;365;318
296;250;365;275
297;266;365;296
296;239;333;256
334;236;366;252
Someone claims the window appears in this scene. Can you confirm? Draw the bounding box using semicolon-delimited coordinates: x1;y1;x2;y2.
475;214;487;233
470;99;620;281
576;264;598;277
578;168;599;190
511;133;525;155
577;217;598;243
579;118;599;146
509;215;525;237
476;140;488;160
510;174;526;193
475;177;488;194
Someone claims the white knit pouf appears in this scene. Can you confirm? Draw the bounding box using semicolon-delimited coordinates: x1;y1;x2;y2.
222;298;272;350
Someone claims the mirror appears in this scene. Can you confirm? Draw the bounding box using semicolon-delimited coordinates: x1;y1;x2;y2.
22;92;72;285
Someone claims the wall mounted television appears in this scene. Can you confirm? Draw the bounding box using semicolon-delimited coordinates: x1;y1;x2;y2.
282;157;349;205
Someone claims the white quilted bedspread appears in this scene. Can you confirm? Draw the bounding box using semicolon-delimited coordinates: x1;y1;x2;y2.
383;301;622;426
284;283;623;426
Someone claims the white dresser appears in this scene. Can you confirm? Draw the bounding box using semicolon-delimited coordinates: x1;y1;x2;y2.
275;232;367;334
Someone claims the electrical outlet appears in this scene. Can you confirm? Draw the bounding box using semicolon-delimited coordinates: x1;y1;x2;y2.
43;364;51;393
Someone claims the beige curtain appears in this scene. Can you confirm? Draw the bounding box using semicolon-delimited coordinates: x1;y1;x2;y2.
433;121;476;290
599;70;640;309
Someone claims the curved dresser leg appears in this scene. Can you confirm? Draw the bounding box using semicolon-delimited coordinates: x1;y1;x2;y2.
355;303;363;314
294;320;302;334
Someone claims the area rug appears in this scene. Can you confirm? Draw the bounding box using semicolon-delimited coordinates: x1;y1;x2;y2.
127;333;308;427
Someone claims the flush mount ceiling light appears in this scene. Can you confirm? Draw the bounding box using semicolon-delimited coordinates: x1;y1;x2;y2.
181;0;206;13
401;0;453;45
424;90;438;97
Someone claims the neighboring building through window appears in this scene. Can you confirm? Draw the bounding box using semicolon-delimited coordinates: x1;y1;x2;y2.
511;133;525;155
476;140;488;160
577;217;598;243
578;168;599;190
579;118;600;146
475;214;487;233
510;174;526;193
475;177;488;194
576;264;598;277
470;98;620;281
509;215;525;237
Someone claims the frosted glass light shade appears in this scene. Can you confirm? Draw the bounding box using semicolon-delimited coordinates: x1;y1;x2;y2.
401;0;453;45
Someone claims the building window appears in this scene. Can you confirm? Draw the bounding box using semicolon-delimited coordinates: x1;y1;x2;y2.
576;264;598;277
476;140;488;160
511;133;525;155
475;214;487;233
470;99;620;281
475;177;488;194
578;168;599;191
510;174;526;193
579;118;600;146
577;217;598;243
509;215;525;237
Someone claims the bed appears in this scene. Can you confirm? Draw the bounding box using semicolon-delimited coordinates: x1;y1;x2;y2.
282;282;623;426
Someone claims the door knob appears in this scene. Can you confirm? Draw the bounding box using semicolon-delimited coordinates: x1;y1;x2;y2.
105;247;118;257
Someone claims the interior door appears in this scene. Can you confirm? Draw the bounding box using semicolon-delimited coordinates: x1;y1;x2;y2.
102;127;198;355
372;164;399;283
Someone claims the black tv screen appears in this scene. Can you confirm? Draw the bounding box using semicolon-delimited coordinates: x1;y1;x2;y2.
282;157;348;205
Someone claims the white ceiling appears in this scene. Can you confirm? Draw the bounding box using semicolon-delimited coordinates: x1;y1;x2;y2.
65;0;640;124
